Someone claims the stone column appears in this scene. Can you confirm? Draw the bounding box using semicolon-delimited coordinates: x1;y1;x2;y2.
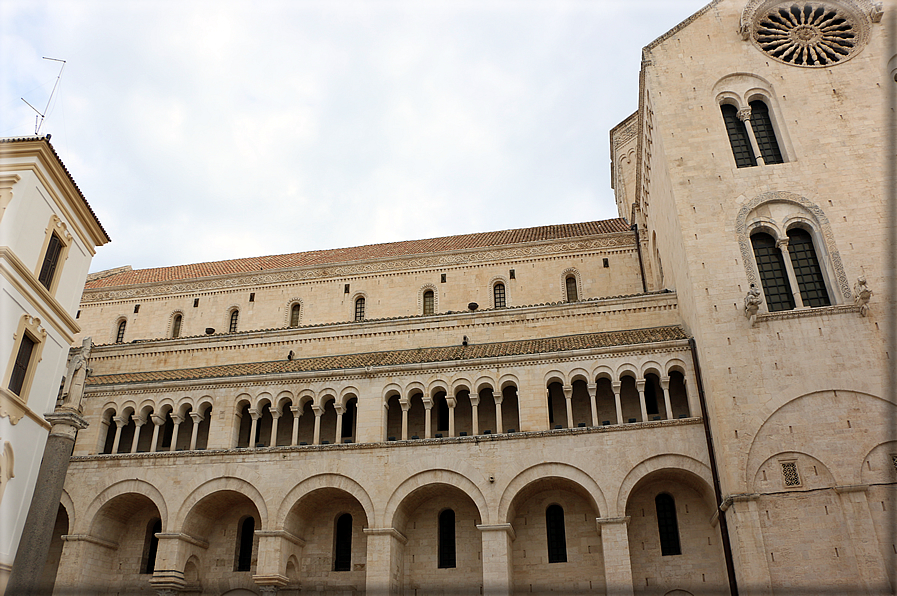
334;404;346;444
493;391;503;434
189;411;204;450
446;395;456;437
562;384;574;428
612;381;623;424
477;524;515;596
587;383;599;426
131;416;146;453
723;494;773;596
635;379;648;422
736;107;765;165
312;405;323;445
290;405;301;445
776;238;805;308
364;528;407;596
422;396;433;439
660;376;673;420
399;399;410;440
111;415;126;453
268;410;280;447
149;414;165;452
248;408;261;448
596;516;634;596
834;485;892;594
169;414;183;452
7;410;88;596
470;394;480;435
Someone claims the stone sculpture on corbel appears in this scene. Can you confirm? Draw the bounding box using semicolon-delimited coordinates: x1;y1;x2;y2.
854;276;872;317
744;284;763;326
60;337;93;412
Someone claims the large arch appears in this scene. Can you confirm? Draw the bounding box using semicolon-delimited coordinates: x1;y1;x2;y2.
174;476;268;532
384;469;490;529
275;474;375;530
80;479;168;534
498;462;606;523
616;454;713;517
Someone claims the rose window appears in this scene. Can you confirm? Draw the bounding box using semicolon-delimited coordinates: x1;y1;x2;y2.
754;3;861;66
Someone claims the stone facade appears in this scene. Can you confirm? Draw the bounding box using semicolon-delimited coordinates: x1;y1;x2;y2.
39;0;895;595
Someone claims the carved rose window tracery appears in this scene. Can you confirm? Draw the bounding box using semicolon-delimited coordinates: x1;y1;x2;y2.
753;2;864;66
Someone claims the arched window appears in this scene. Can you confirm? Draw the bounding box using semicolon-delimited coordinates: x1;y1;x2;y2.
751;232;794;312
720;104;757;168
786;228;830;307
171;314;182;338
438;509;456;568
333;513;352;571
749;100;783;164
655;493;681;556
341;399;356;439
289;303;301;327
565;275;578;302
546;504;566;563
436;394;449;432
115;320;127;343
236;516;255;571
141;518;161;574
354;297;365;321
493;283;506;308
423;290;435;315
229;309;239;333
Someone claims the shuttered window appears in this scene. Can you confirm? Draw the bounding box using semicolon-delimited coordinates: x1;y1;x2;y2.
8;333;35;395
38;233;63;290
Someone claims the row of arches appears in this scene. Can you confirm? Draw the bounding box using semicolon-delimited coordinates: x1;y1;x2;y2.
49;461;725;595
98;401;212;454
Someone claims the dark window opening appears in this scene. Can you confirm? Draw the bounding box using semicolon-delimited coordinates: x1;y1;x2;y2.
76;310;81;319
290;304;301;327
749;100;783;165
423;290;435;315
565;276;578;302
341;400;356;438
509;269;515;279
438;509;456;568
8;333;35;395
236;516;255;571
655;493;681;556
229;310;239;333
116;320;127;343
546;504;567;563
645;381;659;415
751;233;794;312
37;233;63;290
787;228;830;307
333;513;352;571
193;298;200;307
171;314;182;338
493;283;506;308
344;284;350;294
133;304;140;313
547;391;554;424
440;273;446;283
603;258;609;268
721;104;757;168
436;395;449;432
354;297;365;321
249;292;255;302
141;518;161;574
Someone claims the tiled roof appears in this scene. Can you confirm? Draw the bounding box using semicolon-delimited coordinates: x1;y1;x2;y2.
0;136;110;242
84;219;631;289
86;325;686;386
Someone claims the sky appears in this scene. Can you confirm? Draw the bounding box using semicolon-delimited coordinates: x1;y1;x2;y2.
1;0;709;273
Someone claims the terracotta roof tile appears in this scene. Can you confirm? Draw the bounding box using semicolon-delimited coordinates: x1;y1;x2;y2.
84;219;630;289
86;325;686;386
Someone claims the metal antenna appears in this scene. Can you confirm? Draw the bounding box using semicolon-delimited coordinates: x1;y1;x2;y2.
21;57;66;135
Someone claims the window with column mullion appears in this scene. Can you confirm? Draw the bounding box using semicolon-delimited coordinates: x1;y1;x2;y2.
751;233;794;311
721;104;757;168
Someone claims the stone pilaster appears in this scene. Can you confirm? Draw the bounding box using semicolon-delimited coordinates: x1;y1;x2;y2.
364;527;406;596
477;523;515;596
722;494;773;596
597;516;634;596
834;485;892;594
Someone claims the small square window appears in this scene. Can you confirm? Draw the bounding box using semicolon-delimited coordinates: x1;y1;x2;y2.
193;298;200;307
781;461;801;487
249;292;255;302
509;269;516;279
344;284;350;294
440;274;446;283
603;258;609;268
133;304;140;313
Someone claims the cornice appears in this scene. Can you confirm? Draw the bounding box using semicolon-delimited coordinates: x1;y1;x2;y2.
83;337;692;396
0;247;78;342
755;304;861;323
80;233;637;302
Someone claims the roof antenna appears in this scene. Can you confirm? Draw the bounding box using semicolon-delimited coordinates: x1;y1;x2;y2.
21;57;66;136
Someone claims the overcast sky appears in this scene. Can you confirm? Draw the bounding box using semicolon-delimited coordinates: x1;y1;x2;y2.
1;0;708;273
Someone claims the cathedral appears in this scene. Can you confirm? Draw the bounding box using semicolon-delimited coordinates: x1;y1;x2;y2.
26;0;895;594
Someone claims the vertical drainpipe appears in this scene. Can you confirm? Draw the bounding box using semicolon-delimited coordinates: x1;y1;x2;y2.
631;223;648;293
689;337;739;596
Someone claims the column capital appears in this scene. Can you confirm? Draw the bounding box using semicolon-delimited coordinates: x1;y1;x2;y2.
151;414;166;426
586;383;597;394
269;410;282;420
170;414;184;425
562;384;574;399
660;376;670;389
190;411;205;423
134;416;147;428
469;395;480;406
476;523;516;540
363;527;408;545
290;405;301;415
446;395;457;407
422;398;433;410
252;573;290;589
44;410;88;432
492;391;503;404
312;405;324;417
635;379;646;392
399;399;410;412
248;408;261;420
334;404;346;416
611;381;622;393
776;237;790;250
